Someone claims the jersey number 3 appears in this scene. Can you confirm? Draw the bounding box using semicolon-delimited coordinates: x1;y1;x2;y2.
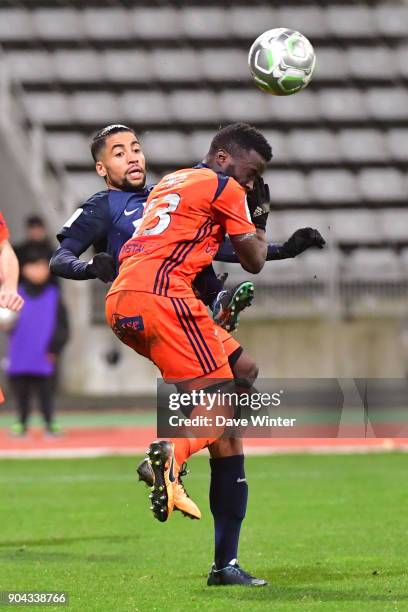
132;193;180;237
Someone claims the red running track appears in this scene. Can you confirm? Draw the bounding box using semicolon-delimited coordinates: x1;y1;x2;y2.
0;426;407;457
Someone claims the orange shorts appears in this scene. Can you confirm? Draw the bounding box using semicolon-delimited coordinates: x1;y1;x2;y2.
106;290;233;383
216;325;242;361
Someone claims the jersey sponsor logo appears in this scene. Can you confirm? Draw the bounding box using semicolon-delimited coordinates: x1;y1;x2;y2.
123;208;139;216
236;477;247;483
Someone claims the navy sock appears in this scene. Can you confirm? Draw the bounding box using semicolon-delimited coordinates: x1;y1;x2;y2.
209;454;248;569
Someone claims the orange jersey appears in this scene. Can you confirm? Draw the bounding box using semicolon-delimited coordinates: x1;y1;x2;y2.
110;167;255;298
0;212;9;243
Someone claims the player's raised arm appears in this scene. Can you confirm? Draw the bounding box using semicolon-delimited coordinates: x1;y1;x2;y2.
0;214;24;312
50;194;114;282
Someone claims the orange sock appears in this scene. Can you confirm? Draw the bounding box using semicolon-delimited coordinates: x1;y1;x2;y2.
172;437;216;466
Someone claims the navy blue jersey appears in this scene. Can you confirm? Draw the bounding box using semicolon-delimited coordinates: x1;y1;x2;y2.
57;187;154;272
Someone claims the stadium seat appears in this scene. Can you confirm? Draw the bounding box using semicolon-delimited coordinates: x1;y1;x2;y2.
367;88;408;121
343;248;402;280
32;9;83;40
201;50;249;82
313;48;349;82
23;93;71;125
53;51;103;83
259;258;306;283
309;170;360;204
387;129;408;162
5;51;54;83
141;132;190;165
319;89;367;122
278;210;329;240
374;6;408;37
288;130;340;163
229;7;276;38
102;51;153;83
266;91;318;123
121;91;169;123
70;93;119;124
326;6;377;37
399;248;408;271
83;9;131;40
262;130;290;163
65;172;104;204
347;47;396;81
328;211;382;243
380;210;408;243
151;50;200;83
396;45;408;78
181;8;228;39
131;8;181;40
46;133;90;166
262;170;310;205
0;9;33;41
338;130;389;163
277;7;328;38
358;168;407;202
170;91;220;123
299;250;333;279
219;90;269;122
188;131;214;162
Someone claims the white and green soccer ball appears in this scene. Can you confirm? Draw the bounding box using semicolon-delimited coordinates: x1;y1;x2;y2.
248;28;316;96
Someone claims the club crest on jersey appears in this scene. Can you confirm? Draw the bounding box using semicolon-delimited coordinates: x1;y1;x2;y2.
113;315;144;339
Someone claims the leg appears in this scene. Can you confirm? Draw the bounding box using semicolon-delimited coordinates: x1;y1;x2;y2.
35;376;55;430
9;375;32;433
107;290;232;522
208;440;246;568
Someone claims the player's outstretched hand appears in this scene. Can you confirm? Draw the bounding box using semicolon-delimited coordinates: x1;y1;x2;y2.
280;228;326;258
87;252;116;283
246;177;270;231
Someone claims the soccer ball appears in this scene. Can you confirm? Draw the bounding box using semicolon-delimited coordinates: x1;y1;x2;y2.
248;28;316;96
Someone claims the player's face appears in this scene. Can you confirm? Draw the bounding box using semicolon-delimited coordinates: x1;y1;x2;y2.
217;149;266;192
96;132;147;191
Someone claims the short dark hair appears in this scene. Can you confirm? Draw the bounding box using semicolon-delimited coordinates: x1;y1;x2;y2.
20;243;50;266
90;124;138;161
209;122;272;162
26;215;45;228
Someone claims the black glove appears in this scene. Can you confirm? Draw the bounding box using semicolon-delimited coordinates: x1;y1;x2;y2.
87;252;116;283
246;177;270;231
279;228;326;259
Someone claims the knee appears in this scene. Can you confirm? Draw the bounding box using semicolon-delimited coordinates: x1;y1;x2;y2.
209;437;243;458
232;353;259;385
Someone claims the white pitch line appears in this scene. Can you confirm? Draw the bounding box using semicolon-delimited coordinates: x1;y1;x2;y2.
0;441;407;459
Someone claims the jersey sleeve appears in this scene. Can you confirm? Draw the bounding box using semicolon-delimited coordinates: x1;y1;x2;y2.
211;177;256;236
0;212;10;243
56;192;110;256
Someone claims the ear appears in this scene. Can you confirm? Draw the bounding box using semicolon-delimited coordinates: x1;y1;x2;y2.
96;161;107;178
215;149;231;167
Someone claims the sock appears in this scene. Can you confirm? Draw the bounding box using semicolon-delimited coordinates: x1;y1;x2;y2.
209;454;248;569
172;437;215;466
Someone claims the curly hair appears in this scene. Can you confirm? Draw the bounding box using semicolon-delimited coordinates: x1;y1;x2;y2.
209;122;272;162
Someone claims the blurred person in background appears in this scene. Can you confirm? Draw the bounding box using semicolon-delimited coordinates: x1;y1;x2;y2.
15;214;55;265
7;244;69;436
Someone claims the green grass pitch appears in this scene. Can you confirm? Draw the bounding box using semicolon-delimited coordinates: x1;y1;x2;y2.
0;453;407;612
